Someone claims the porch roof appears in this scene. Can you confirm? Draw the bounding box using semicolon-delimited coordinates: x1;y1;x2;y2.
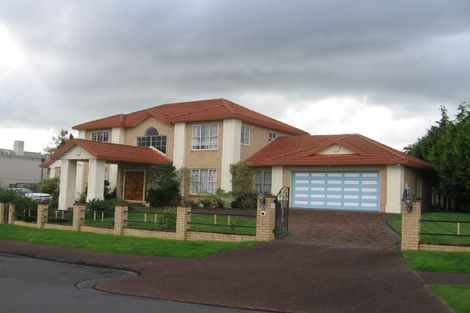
42;139;172;167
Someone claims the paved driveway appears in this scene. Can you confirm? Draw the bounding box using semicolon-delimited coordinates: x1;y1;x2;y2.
284;209;400;249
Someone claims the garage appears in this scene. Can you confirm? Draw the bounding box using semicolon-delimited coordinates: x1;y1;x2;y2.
291;171;380;211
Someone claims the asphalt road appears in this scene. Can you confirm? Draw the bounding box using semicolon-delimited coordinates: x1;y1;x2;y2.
0;253;260;313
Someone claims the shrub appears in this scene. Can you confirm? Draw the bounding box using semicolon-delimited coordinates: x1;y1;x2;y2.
86;199;113;211
199;188;232;209
146;164;181;207
230;162;255;195
231;192;257;209
183;200;199;209
0;189;20;203
13;196;37;212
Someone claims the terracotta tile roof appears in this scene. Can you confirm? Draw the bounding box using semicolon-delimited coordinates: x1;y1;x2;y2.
246;134;433;170
73;98;308;135
41;139;171;168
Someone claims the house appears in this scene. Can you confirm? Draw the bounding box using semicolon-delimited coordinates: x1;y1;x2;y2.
43;98;432;213
0;141;48;188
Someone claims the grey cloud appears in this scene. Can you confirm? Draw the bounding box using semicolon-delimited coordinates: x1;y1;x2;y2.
0;0;469;129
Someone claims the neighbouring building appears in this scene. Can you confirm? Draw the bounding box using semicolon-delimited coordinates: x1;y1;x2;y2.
43;98;432;213
0;140;48;188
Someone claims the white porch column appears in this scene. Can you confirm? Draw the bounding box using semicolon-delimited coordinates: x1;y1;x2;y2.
173;122;186;194
271;165;284;195
386;165;405;213
75;130;87;196
58;160;77;210
108;127;124;191
221;119;242;191
87;159;106;201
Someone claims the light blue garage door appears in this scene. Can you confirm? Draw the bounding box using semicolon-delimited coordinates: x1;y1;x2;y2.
292;171;380;211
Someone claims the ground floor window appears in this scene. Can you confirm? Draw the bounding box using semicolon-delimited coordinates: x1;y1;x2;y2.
191;169;217;194
254;169;272;194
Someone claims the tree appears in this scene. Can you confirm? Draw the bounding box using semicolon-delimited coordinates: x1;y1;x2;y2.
44;129;74;154
405;103;470;210
230;161;255;195
146;164;181;207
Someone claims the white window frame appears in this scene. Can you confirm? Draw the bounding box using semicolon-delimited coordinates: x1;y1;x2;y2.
254;169;272;194
190;169;217;194
241;124;251;145
91;131;110;142
192;124;218;150
268;132;277;142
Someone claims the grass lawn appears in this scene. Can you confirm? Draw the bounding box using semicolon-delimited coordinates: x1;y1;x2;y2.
403;250;470;274
388;212;470;245
431;284;470;313
0;224;257;258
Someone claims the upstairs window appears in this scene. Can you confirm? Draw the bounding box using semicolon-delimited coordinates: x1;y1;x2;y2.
137;127;167;154
268;132;277;142
192;124;218;150
241;124;250;145
254;170;272;194
91;131;110;142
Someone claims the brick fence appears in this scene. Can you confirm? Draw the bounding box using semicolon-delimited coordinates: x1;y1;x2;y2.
401;199;470;252
0;199;277;243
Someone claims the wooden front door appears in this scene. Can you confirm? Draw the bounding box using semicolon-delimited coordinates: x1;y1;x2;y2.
124;171;145;201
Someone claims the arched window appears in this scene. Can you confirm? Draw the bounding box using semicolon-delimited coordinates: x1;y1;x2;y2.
145;127;159;136
137;127;167;153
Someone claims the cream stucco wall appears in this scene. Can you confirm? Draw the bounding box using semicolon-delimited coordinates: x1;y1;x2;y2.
240;124;289;160
282;165;388;212
386;165;405;213
123;117;174;160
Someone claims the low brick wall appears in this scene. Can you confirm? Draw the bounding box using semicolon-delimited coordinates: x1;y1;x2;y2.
123;228;177;240
419;243;470;252
13;221;37;228
43;223;74;231
1;201;275;243
186;230;257;242
80;225;115;235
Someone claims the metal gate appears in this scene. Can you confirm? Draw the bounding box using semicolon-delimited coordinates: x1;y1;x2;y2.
2;203;9;224
274;186;290;238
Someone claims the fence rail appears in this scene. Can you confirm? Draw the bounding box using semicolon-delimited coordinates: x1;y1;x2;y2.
419;219;470;244
126;210;177;231
188;212;257;235
16;207;38;223
84;209;115;229
47;208;73;225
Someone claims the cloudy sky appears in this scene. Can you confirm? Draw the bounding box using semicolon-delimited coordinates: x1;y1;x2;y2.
0;0;469;153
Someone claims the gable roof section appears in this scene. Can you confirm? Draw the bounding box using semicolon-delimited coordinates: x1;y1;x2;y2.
246;134;432;170
73;98;308;135
42;139;171;168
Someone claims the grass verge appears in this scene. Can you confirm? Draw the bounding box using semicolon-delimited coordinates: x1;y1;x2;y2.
431;284;470;313
402;250;470;274
0;224;257;258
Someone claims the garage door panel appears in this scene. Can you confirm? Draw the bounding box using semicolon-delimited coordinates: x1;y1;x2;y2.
292;171;380;211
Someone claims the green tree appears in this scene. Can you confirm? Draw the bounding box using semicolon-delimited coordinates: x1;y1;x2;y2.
405;103;470;209
230;161;255;195
44;129;74;154
146;164;180;207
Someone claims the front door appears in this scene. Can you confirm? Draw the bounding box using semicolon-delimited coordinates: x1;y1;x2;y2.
124;171;145;201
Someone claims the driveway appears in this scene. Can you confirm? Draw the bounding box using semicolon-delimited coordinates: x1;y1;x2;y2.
0;209;450;313
283;209;400;249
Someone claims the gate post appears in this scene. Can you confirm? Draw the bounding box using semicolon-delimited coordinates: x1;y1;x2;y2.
0;203;5;224
114;206;128;235
37;204;49;228
256;196;276;241
401;199;422;250
8;204;15;224
176;207;190;240
72;205;86;231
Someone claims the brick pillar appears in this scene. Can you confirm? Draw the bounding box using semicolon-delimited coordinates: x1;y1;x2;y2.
0;203;5;224
401;199;422;250
72;205;86;231
114;206;128;235
36;204;49;228
7;204;15;224
256;196;276;241
176;207;190;240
